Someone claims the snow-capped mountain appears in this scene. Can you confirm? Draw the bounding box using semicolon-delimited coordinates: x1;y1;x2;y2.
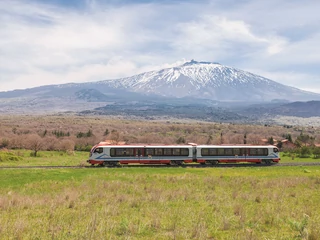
1;60;320;116
95;60;320;102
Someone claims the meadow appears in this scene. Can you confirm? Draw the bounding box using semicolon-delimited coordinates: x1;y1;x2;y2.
1;164;320;239
1;149;319;167
1;115;320;239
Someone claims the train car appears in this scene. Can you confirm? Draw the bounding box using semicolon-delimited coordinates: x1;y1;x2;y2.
196;145;280;165
87;144;196;166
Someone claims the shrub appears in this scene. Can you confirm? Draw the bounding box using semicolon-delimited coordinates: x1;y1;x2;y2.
313;147;320;159
1;138;9;148
0;151;22;162
298;146;311;158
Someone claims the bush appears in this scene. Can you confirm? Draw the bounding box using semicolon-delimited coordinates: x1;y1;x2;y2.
298;146;311;158
0;151;23;162
313;147;320;159
74;144;92;152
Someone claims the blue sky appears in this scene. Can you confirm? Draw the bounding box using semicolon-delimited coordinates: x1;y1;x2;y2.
1;0;320;93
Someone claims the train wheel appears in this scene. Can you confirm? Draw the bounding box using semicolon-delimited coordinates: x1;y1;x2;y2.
264;159;272;165
211;160;218;165
176;161;183;166
111;161;120;167
102;162;108;167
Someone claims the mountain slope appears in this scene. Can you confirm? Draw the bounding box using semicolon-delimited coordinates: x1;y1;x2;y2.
1;60;320;117
95;60;320;102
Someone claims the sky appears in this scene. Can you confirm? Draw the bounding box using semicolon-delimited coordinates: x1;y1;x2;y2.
1;0;320;93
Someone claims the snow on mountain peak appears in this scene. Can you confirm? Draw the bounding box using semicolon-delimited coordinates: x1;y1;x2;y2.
95;60;320;101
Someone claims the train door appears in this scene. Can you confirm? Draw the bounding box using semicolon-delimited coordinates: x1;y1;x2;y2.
135;148;144;162
242;148;248;160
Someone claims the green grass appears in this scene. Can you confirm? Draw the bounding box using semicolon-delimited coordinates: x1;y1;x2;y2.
1;167;320;239
279;152;320;163
0;150;89;167
1;150;320;168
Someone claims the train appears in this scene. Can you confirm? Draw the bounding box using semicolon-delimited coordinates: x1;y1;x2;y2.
87;143;280;166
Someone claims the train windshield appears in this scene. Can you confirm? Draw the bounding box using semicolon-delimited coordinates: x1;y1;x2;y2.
94;147;103;154
273;148;279;153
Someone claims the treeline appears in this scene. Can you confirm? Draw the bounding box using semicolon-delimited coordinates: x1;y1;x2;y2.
1;115;320;157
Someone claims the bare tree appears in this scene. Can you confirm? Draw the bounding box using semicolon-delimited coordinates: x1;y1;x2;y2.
26;134;43;157
109;130;121;144
57;139;75;152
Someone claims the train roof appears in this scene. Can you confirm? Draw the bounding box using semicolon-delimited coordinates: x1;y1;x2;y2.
196;145;277;148
94;144;277;149
95;144;194;148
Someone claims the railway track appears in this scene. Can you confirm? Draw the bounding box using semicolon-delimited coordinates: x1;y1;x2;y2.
1;162;320;169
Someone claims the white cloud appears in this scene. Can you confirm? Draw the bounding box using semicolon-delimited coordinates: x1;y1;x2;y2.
0;0;319;94
243;68;320;94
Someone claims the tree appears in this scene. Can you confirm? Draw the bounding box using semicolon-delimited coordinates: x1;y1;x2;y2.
56;139;75;152
26;134;43;157
1;138;9;148
243;133;247;144
299;146;311;158
109;130;120;144
176;136;186;144
104;128;109;136
313;147;320;159
206;135;213;144
267;137;274;145
296;132;315;146
276;141;283;149
86;129;93;137
286;134;293;143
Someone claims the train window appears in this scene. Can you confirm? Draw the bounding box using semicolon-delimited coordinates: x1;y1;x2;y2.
155;148;163;156
273;148;279;153
110;148;134;157
209;148;218;156
256;148;268;156
94;147;103;154
233;148;240;156
163;148;173;156
180;148;189;156
126;148;134;156
225;148;233;155
250;148;257;155
172;148;180;155
201;148;218;156
145;148;154;156
201;148;209;156
115;148;124;156
217;148;225;156
110;148;115;156
241;149;248;155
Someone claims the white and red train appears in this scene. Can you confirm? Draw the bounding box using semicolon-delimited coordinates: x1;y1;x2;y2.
87;143;280;166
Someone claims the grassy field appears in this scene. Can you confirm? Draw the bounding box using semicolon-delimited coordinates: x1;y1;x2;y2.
1;150;320;167
0;150;89;167
1;166;320;239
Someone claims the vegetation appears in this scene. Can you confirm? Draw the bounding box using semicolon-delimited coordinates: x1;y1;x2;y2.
0;150;22;162
1;115;320;238
1;167;320;239
1;115;320;151
0;150;88;167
